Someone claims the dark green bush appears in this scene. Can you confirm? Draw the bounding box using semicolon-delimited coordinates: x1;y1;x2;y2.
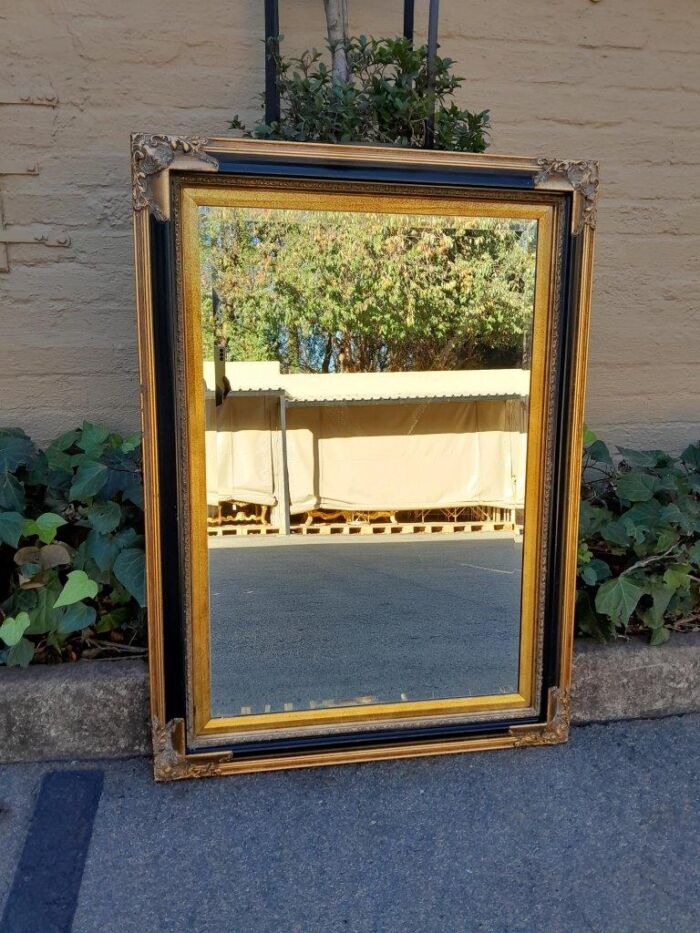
232;35;490;152
0;425;146;667
577;429;700;644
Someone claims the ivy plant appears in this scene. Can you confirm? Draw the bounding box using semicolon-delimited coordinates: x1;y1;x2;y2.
0;424;146;667
577;429;700;645
232;35;490;152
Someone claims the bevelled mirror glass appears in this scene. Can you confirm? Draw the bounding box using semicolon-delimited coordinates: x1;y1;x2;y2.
132;137;596;778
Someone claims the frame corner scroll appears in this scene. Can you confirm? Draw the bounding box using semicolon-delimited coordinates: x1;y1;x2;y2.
534;159;600;235
509;686;571;747
152;716;232;781
131;134;219;222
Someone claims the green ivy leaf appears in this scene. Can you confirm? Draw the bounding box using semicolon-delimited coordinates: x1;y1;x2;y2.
680;443;700;471
663;563;692;590
616;447;665;469
22;512;67;545
69;462;108;501
601;520;631;548
95;606;131;633
640;581;675;629
113;548;146;607
85;501;122;534
58;601;97;635
595;576;645;627
77;421;110;458
0;429;34;472
25;582;63;635
616;472;660;503
575;591;612;642
0;511;25;548
581;559;611;586
588;440;612;465
6;636;34;668
84;530;119;573
0;611;30;646
649;626;671;646
0;472;25;511
688;541;700;567
53;570;99;608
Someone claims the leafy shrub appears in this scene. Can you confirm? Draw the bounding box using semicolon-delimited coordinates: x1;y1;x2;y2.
577;429;700;644
232;35;490;152
0;425;146;667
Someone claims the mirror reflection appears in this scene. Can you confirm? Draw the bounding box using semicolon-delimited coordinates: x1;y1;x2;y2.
199;203;537;721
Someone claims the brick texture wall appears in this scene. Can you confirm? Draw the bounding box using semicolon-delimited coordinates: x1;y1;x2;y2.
1;0;698;448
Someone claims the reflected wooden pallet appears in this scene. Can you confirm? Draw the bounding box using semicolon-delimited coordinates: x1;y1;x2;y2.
208;521;519;537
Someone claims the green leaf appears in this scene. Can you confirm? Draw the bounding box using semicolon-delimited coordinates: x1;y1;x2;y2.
113;548;146;607
22;512;67;545
86;501;122;534
78;421;110;450
655;529;679;552
688;541;700;567
25;582;63;635
595;576;645;627
58;601;97;635
0;511;25;548
48;429;80;453
6;637;34;668
575;591;611;642
0;472;25;511
95;607;131;633
641;581;675;629
616;447;665;469
616;472;660;503
121;433;142;454
649;626;671;646
122;483;144;509
680;443;700;471
53;570;99;608
69;462;108;500
601;520;631;548
581;559;611;586
588;440;612;465
663;563;692;590
85;530;119;573
0;429;34;472
0;611;30;646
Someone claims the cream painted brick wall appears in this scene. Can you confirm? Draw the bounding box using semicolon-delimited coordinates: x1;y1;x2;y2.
1;0;698;448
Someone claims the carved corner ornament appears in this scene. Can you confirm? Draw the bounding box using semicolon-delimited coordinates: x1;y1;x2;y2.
152;717;232;781
534;159;600;235
509;687;571;748
131;134;219;221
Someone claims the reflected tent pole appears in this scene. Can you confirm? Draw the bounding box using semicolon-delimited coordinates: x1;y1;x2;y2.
264;0;281;126
212;288;226;407
424;0;440;149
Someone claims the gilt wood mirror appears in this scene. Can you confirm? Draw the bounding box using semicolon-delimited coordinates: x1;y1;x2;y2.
132;137;597;779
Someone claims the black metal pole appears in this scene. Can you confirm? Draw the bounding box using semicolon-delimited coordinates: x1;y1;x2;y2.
424;0;440;148
264;0;280;126
403;0;415;45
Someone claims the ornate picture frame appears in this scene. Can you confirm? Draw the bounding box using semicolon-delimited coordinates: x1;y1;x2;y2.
131;136;597;780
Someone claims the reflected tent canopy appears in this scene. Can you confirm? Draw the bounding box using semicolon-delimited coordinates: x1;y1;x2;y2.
204;362;528;515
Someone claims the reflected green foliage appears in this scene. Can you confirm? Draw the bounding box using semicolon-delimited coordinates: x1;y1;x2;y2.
0;424;146;667
577;428;700;644
200;208;536;372
232;36;490;152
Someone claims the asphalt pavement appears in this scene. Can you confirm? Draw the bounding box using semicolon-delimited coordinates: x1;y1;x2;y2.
1;715;699;932
208;536;524;717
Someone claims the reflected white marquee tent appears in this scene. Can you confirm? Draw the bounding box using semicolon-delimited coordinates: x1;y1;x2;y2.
204;361;528;533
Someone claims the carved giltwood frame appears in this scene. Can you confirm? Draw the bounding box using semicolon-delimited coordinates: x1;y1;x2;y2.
131;136;597;780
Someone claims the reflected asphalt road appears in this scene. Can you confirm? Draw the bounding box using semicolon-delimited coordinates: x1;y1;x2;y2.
208;536;523;718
